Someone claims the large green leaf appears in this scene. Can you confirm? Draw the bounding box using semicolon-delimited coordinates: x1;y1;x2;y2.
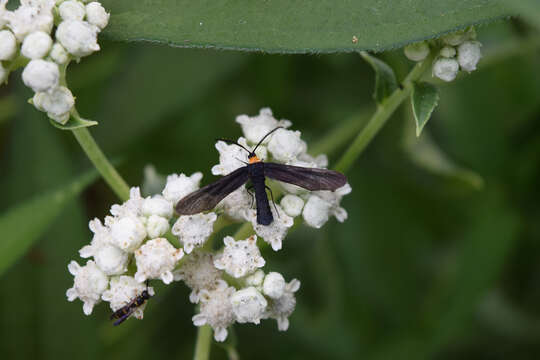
0;170;97;277
361;52;398;104
101;0;510;53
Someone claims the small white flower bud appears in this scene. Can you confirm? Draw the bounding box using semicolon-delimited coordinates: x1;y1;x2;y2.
280;194;304;217
192;280;236;342
267;128;306;162
33;86;75;124
56;20;100;57
93;244;128;275
440;46;456;58
230;287;268;324
66;260;109;315
142;196;173;218
245;269;265;288
211;138;266;176
302;195;331;229
235;108;291;144
21;31;52;59
266;278;300;331
134;238;184;284
0;30;17;60
457;41;481;72
146;215;170;239
22;59;59;93
173;251;223;303
247;204;293;251
214;236;265;278
102;276;155;320
432;57;459;82
404;41;430;62
85;2;109;29
5;2;54;41
58;0;86;21
110;216;147;252
162;172;202;204
263;272;286;299
172;213;217;254
49;43;69;64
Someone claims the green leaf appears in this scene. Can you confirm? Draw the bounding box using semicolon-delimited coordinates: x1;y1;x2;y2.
0;170;97;277
411;82;439;137
101;0;510;53
360;51;398;104
49;115;98;130
404;124;484;189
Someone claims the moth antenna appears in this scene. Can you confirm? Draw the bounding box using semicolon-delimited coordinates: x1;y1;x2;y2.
252;126;283;154
216;138;251;154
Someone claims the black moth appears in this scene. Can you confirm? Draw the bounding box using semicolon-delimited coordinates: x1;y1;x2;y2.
175;127;348;225
110;286;152;326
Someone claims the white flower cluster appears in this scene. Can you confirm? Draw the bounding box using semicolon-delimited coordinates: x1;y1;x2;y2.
0;0;109;124
67;108;350;341
403;27;482;82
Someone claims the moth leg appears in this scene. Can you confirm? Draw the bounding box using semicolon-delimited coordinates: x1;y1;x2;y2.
265;185;280;219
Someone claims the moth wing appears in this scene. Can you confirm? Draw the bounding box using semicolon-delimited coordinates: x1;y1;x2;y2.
264;163;347;191
175;167;249;215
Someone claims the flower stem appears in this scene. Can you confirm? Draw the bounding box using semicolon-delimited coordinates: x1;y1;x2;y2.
334;53;434;173
71;126;130;201
193;325;213;360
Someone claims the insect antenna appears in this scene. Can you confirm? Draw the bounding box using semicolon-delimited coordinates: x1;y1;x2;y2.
216;138;251;154
252;126;283;154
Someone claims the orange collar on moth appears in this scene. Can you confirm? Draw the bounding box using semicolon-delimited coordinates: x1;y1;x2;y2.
248;155;261;164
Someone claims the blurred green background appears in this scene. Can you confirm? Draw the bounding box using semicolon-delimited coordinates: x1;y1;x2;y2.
1;19;540;360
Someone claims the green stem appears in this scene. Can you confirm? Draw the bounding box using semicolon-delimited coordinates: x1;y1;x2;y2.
334;53;434;173
193;325;212;360
72;126;130;201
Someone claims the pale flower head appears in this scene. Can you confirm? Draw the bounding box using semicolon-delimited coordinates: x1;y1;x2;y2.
213;235;265;278
457;41;481;72
173;251;223;303
266;278;301;331
263;272;286;299
56;19;100;58
404;41;430;62
32;86;75;124
192;280;236;342
22;59;59;93
93;244;129;276
171;212;217;254
85;2;109;29
109;215;147;252
230;287;268;324
280;194;304;218
267;128;307;163
109;187;144;218
432;57;459;82
145;215;170;239
4;0;54;40
162;172;203;204
244;269;265;289
58;0;86;21
247;204;294;251
102;276;155;320
0;30;17;60
134;238;184;284
66;260;109;315
142;195;173;218
50;43;69;64
235;107;292;144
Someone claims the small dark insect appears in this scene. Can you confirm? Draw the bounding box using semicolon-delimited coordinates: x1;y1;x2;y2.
175;127;348;225
110;284;152;326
